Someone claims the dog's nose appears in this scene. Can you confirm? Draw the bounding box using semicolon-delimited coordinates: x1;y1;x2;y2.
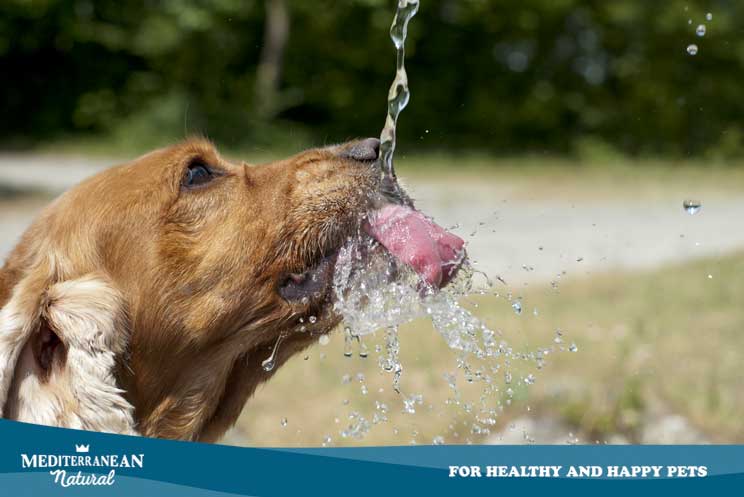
342;138;380;162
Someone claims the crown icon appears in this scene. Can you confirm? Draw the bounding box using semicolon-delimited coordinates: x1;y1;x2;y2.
75;444;90;453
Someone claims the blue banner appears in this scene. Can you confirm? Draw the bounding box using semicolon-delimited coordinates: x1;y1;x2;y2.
0;419;741;496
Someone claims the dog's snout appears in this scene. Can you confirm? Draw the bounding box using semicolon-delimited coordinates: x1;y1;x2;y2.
342;137;380;162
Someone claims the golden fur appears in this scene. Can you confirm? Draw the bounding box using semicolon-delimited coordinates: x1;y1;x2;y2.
0;138;380;441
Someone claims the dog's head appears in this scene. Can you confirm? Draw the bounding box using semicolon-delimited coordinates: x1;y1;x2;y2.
0;138;387;440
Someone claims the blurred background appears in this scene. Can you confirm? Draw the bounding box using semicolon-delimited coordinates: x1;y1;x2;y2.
2;0;744;445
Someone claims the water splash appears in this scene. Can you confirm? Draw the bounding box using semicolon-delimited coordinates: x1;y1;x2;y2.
378;0;420;193
332;233;562;401
323;0;572;445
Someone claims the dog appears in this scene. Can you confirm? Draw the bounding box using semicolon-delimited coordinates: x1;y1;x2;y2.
0;138;464;441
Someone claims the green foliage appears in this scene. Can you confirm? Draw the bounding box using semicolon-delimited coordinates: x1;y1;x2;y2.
1;0;743;157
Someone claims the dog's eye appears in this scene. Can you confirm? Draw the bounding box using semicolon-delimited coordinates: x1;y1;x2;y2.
182;162;213;188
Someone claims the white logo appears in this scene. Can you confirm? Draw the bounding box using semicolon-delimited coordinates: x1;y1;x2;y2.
20;444;145;487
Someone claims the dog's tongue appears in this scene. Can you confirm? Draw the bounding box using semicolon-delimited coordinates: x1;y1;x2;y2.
366;204;465;288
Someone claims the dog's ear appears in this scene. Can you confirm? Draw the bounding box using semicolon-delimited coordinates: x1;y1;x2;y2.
0;264;49;412
0;271;136;434
0;266;15;312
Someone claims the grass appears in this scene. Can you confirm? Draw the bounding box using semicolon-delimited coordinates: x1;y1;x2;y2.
230;251;744;446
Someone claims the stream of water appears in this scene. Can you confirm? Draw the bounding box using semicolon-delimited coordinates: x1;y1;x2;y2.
378;0;419;193
318;0;565;444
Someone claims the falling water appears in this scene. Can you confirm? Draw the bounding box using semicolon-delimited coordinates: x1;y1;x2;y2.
331;231;563;442
378;0;420;191
262;332;286;372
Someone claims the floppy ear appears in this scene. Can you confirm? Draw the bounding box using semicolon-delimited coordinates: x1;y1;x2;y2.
0;266;47;412
0;271;137;434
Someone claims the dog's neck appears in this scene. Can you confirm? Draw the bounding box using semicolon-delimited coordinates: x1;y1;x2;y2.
120;327;322;442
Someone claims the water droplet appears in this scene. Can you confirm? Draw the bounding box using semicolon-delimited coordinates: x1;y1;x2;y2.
569;343;578;352
402;393;423;414
319;334;330;346
433;435;445;445
280;417;288;427
683;199;701;214
308;315;317;324
696;24;706;37
511;301;522;315
687;44;698;56
706;12;713;21
524;374;535;385
343;328;353;357
261;333;285;371
359;338;369;358
322;435;332;446
707;274;713;279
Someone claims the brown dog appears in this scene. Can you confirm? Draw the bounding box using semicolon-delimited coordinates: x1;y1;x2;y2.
0;138;464;441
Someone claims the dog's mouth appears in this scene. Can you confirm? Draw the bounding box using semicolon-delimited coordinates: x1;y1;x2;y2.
277;137;466;309
278;251;340;303
279;202;466;307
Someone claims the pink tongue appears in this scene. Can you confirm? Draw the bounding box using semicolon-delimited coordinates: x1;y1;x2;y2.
365;204;466;288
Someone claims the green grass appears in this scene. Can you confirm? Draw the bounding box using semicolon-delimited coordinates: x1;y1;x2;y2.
231;251;744;446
